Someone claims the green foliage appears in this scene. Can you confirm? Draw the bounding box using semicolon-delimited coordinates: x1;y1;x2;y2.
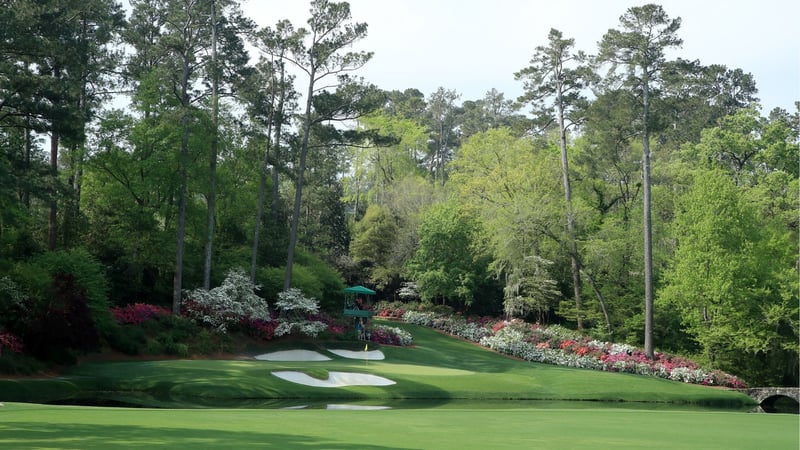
405;201;491;308
287;265;324;305
450;129;563;317
8;249;114;356
256;254;345;314
350;204;398;287
658;168;799;383
345;111;426;214
105;324;147;356
296;256;345;313
255;266;285;302
0;352;48;376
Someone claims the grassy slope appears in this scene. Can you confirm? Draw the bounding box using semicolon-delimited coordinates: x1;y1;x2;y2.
0;322;753;407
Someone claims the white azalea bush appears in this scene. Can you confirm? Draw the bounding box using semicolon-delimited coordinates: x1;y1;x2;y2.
402;310;436;327
370;324;414;346
273;288;327;338
182;268;270;332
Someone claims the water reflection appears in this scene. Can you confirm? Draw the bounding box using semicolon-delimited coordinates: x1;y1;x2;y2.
48;395;760;413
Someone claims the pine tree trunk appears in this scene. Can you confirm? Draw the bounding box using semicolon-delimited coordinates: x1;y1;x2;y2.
642;71;655;359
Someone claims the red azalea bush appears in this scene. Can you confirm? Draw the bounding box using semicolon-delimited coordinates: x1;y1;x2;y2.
307;312;349;337
375;301;406;319
111;303;171;325
239;318;277;341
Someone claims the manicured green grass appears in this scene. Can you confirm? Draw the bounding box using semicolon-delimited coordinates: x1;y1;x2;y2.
1;402;797;449
0;325;751;407
1;320;796;449
0;322;755;407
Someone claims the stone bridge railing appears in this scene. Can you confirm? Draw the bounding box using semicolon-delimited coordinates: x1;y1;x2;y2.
737;387;799;413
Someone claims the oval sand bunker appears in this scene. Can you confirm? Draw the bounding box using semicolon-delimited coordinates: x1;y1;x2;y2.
327;349;385;360
272;371;395;388
254;350;331;361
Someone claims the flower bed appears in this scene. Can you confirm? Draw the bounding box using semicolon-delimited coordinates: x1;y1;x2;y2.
401;310;746;388
369;325;413;346
111;303;171;324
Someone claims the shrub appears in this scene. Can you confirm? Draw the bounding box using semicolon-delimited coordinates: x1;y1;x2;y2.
256;265;324;308
189;329;231;355
10;249;114;346
0;276;27;332
402;310;437;327
0;330;23;355
240;318;277;341
254;251;346;314
111;303;170;325
275;288;320;319
375;301;406;319
293;250;346;312
370;325;413;346
183;268;270;332
274;320;327;338
273;288;328;338
105;324;146;355
0;352;47;375
23;272;100;362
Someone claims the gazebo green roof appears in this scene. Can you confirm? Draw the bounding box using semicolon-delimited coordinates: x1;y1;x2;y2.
343;285;376;295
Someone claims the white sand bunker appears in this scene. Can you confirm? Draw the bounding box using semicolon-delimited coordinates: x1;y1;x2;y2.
282;404;391;410
327;404;391;410
272;370;396;388
254;350;331;361
327;349;385;360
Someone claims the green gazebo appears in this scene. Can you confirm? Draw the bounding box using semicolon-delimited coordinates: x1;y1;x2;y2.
343;285;376;318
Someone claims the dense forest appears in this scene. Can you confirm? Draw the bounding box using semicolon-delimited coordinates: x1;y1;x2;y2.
0;0;797;386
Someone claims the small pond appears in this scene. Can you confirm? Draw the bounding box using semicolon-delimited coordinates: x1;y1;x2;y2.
47;394;778;413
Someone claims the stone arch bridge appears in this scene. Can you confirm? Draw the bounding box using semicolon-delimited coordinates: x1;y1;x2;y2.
738;387;799;413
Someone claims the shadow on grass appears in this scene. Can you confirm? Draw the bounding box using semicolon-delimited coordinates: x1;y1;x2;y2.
0;423;406;449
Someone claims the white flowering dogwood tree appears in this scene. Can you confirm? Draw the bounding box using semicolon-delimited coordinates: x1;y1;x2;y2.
274;288;327;338
183;268;271;332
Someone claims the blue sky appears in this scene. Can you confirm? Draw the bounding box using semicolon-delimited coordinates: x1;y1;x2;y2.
243;0;799;114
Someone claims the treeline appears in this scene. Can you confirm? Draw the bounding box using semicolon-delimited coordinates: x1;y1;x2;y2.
0;1;797;386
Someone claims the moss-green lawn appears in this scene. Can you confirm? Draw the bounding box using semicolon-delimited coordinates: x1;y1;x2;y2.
1;322;797;449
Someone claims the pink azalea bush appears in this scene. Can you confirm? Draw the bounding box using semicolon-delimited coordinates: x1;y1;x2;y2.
0;331;23;355
111;303;171;325
402;311;746;388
